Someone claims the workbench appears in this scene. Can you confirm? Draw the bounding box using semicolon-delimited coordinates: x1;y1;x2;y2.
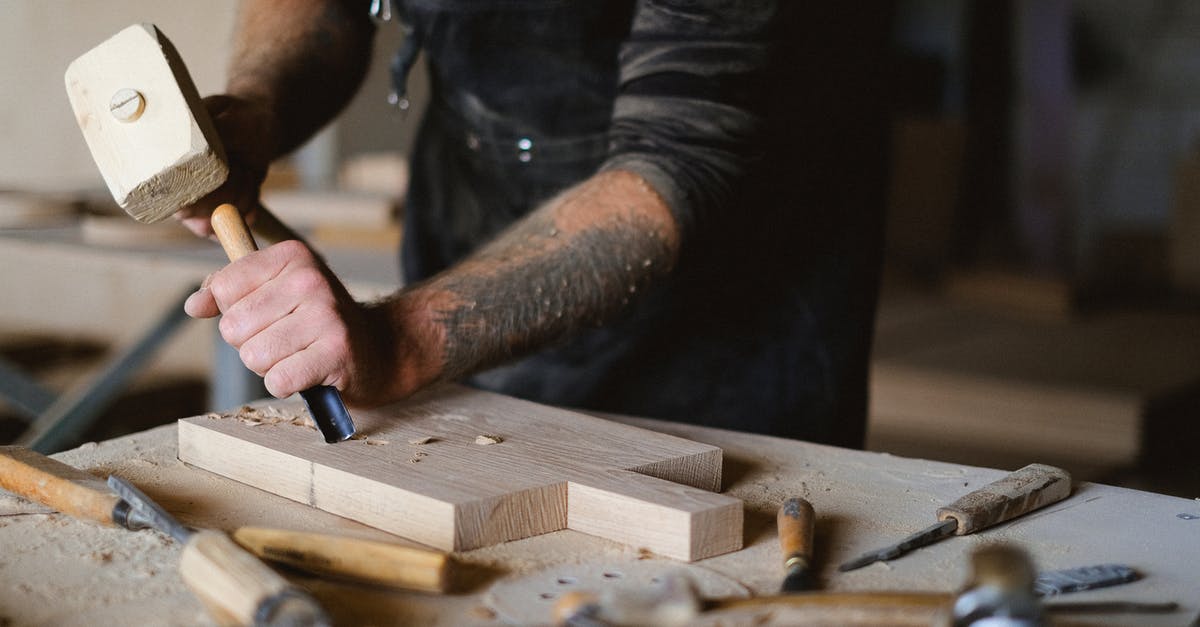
1;409;1196;626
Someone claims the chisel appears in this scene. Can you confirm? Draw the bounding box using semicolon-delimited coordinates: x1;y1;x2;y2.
211;203;357;444
0;446;449;594
839;463;1072;572
777;497;817;592
107;476;330;626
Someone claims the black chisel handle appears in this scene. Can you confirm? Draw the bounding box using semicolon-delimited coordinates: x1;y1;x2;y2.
300;385;356;443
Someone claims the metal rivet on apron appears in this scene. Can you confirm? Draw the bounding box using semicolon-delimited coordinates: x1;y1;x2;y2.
517;137;533;162
466;133;481;151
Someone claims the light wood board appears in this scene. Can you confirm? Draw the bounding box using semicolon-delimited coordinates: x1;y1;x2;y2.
178;385;743;561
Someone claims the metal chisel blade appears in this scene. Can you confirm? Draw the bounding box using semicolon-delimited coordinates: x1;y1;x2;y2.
106;476;192;544
839;518;958;572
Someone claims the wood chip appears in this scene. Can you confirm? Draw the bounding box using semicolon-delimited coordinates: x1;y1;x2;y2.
475;434;503;446
365;439;389;446
408;436;436;445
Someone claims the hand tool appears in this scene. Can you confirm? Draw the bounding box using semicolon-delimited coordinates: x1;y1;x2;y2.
210;203;356;442
838;463;1072;572
232;526;450;593
0;445;328;625
108;476;330;627
776;496;816;592
553;544;1179;627
0;445;150;529
0;446;448;593
1033;563;1139;597
64;23;355;443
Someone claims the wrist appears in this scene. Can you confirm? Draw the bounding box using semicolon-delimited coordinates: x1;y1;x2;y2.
365;286;449;401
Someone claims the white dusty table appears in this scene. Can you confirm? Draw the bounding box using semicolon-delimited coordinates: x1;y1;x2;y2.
0;407;1196;626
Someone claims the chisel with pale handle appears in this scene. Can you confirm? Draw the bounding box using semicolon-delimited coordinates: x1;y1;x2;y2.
839;463;1072;572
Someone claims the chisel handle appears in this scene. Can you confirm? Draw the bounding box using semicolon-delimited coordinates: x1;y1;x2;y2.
0;446;123;526
937;463;1072;535
777;497;815;568
233;527;451;593
209;204;356;443
180;529;329;627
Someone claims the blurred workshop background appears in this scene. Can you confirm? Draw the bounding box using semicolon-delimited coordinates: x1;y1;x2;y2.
1;1;1198;497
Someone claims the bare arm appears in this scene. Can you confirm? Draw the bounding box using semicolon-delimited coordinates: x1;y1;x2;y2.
368;169;681;401
184;169;680;407
225;0;375;157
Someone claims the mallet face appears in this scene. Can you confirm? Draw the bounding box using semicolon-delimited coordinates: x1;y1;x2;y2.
65;23;228;224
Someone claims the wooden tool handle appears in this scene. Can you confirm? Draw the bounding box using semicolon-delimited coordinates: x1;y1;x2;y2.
777;497;815;566
233;527;450;593
211;203;258;261
180;530;329;626
937;463;1072;535
0;446;121;526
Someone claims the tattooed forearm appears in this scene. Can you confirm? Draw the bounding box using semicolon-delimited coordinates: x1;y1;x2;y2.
388;170;680;389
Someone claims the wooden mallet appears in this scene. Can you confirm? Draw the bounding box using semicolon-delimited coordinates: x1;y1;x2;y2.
64;24;355;443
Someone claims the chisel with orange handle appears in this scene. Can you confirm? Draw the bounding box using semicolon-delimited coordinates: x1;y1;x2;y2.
777;497;817;592
0;446;450;596
0;445;327;625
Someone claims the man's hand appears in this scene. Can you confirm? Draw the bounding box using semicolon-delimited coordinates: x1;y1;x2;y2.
175;95;277;239
184;240;402;406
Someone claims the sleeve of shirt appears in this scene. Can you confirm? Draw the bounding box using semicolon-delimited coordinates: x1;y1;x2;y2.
599;0;777;245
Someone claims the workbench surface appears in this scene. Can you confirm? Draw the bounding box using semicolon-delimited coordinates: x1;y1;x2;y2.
1;408;1196;626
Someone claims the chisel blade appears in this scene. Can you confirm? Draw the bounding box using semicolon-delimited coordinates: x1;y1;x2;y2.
839;518;958;572
106;476;192;544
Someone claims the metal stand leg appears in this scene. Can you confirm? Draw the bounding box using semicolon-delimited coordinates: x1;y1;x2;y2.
210;330;268;411
15;286;198;453
0;355;56;421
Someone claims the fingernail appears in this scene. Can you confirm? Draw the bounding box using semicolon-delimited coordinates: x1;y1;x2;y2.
200;273;214;289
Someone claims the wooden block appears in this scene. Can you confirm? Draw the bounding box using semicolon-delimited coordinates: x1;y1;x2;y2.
64;24;227;223
568;469;742;561
178;385;743;561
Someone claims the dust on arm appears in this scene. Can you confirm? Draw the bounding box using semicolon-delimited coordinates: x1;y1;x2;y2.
370;169;681;398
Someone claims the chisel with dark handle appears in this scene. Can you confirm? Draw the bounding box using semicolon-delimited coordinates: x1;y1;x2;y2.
839;463;1072;572
210;203;357;444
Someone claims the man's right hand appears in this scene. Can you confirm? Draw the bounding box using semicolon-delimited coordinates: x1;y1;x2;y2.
175;94;278;239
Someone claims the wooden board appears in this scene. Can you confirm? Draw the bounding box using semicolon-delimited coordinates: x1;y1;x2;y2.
178;385;742;561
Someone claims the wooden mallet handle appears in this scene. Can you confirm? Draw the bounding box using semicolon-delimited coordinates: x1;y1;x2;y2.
210;203;258;261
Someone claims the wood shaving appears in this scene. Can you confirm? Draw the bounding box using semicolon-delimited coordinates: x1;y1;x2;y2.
213;405;314;430
408;436;436;445
350;434;389;445
475;434;503;446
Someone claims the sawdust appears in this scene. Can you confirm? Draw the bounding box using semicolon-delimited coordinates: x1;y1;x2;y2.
350;434;390;445
210;404;317;431
409;436;437;445
475;434;503;446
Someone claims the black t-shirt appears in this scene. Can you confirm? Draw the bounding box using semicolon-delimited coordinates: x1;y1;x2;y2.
391;0;893;447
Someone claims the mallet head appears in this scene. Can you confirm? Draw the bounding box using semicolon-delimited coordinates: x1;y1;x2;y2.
65;23;227;223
